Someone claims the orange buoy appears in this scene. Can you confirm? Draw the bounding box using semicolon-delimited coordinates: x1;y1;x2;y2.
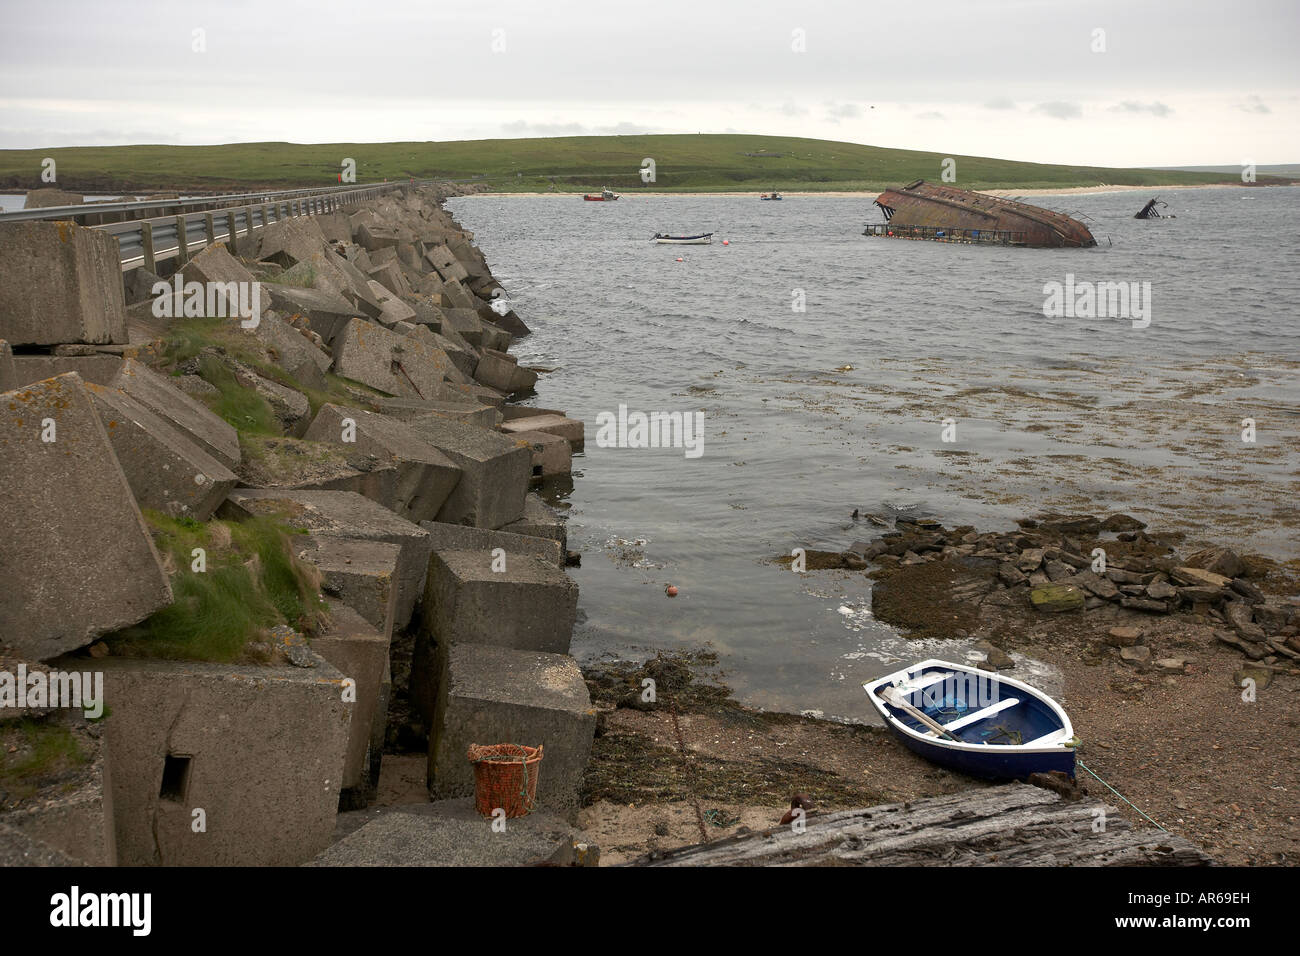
675;257;683;262
665;585;678;597
722;239;729;245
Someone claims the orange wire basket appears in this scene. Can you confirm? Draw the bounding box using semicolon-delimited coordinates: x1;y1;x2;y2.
466;743;543;818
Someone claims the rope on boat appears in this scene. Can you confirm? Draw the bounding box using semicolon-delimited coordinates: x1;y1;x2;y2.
1076;758;1167;833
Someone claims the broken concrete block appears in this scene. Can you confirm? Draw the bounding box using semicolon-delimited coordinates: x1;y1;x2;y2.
429;643;594;817
499;413;584;452
85;382;238;519
511;429;572;478
96;657;351;865
110;358;241;469
303;404;461;523
0;221;128;346
257;216;330;268
0;373;173;659
313;600;390;800
500;493;567;547
423;549;577;654
406;414;531;528
220;488;432;628
296;536;400;636
417;521;564;566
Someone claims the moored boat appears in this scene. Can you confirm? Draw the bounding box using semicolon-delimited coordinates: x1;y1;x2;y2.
584;187;620;201
653;232;713;244
760;190;783;200
863;658;1077;780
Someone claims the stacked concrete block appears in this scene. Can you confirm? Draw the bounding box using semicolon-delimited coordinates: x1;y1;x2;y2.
428;644;595;818
85;382;238;519
366;279;417;326
0;373;173;659
220;489;432;629
0;221;128;346
406;413;531;528
303;404;461;523
501;493;568;548
296;536;400;636
474;348;538;395
512;429;572;478
330;317;467;398
424;243;471;283
7;353;124;389
257;216;331;268
416;521;564;567
233;436;401;512
263;283;362;346
313;600;391;803
377;396;500;428
422;550;577;654
500;412;585;452
96;657;352;866
110;358;241;469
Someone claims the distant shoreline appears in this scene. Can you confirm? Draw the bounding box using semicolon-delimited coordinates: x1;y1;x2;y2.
467;182;1278;200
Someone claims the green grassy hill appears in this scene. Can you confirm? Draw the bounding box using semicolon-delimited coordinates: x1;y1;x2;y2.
0;134;1276;194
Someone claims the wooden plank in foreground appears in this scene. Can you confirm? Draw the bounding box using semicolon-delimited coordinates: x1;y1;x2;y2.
634;784;1213;866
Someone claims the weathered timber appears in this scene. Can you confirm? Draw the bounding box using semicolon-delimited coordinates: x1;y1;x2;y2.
633;784;1212;866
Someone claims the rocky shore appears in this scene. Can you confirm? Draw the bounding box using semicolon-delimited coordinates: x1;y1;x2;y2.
1;183;594;865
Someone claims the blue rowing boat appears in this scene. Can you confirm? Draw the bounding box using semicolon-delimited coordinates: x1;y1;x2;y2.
863;659;1077;780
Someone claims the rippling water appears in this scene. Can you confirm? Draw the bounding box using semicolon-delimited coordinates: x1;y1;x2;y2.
447;186;1300;720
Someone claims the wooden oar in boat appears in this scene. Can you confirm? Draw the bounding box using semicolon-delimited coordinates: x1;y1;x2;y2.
879;686;960;742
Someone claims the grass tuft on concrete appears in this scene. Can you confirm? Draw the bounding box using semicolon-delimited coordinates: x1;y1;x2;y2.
104;512;327;662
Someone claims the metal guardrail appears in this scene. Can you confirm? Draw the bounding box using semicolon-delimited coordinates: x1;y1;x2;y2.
1;179;442;270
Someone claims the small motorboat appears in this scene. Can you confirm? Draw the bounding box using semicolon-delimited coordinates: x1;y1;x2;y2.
863;658;1077;780
584;187;619;201
653;232;713;244
760;191;783;201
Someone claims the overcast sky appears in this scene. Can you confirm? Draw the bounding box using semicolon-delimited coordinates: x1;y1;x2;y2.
1;0;1295;166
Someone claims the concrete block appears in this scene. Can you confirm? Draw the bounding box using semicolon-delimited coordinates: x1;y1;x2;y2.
331;317;467;398
234;435;401;512
307;798;574;866
110;358;241;469
0;339;12;391
257;216;330;268
96;657;351;866
0;822;83;866
263;283;361;347
417;521;564;566
424;243;471;283
475;349;537;394
500;493;567;547
303;404;461;523
0;221;128;346
201;348;311;436
314;211;353;244
406;414;531;528
440;306;488;347
0;373;173;659
429;643;594;817
500;413;585;452
85;382;238;519
423;549;577;654
243;309;331;391
313;600;390;798
179;242;260;324
365;280;417;326
512;429;572;478
220;488;432;628
407;321;478;377
296;535;400;636
21;187;83;208
8;353;123;389
366;261;410;299
377;396;499;428
356;223;403;252
448;382;507;408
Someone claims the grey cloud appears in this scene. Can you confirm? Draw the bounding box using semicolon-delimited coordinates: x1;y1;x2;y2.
984;97;1016;110
1035;101;1082;120
917;111;946;121
1238;94;1271;114
1109;101;1173;117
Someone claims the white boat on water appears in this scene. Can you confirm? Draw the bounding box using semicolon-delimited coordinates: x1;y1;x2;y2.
653;232;713;244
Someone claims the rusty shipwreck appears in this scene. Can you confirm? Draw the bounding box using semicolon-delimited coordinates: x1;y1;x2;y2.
865;180;1097;248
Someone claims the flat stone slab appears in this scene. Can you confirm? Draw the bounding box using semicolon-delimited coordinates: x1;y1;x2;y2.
307;799;575;867
429;643;595;817
500;413;584;451
0;373;173;659
86;382;237;519
0;221;128;346
423;549;577;654
378;396;499;428
303;404;461;524
407;413;531;528
221;488;431;629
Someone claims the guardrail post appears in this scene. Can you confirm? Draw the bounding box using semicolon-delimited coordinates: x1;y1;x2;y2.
225;210;237;254
141;222;156;272
204;212;216;248
261;204;271;228
175;215;189;265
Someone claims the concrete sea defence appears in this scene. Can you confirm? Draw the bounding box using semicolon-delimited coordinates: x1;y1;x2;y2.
0;184;594;866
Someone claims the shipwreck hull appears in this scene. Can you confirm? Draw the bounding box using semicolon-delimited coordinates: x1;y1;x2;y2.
870;180;1096;248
